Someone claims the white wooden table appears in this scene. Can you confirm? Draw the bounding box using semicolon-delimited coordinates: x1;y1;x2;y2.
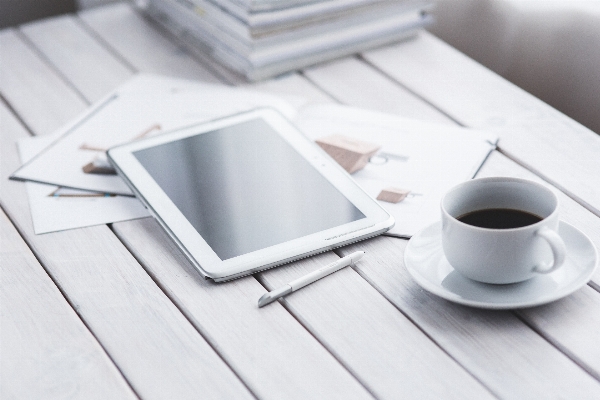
2;3;600;399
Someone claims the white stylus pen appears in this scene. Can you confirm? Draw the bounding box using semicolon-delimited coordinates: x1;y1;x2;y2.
258;251;365;307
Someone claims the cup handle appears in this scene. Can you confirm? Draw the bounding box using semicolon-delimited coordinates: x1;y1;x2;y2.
532;226;566;274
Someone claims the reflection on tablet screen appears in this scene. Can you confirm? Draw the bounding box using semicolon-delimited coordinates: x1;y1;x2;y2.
134;118;365;260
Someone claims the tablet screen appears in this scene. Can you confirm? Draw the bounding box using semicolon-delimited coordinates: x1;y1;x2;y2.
133;118;365;260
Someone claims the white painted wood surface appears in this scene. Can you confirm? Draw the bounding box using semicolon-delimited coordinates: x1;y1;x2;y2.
0;208;135;399
113;218;374;400
20;14;134;102
256;252;494;399
80;3;220;83
0;30;87;136
303;55;455;124
2;2;600;399
337;235;600;399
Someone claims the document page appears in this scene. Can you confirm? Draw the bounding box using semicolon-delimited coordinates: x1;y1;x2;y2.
295;104;498;237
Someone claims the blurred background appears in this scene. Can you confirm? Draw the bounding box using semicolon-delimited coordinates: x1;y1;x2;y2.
2;0;599;135
431;0;600;136
0;1;115;28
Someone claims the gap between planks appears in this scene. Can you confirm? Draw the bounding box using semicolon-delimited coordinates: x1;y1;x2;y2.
356;53;464;126
252;271;382;400
513;311;600;383
107;223;261;400
13;28;90;104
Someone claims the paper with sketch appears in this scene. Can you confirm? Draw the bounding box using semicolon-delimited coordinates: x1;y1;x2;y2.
13;73;495;237
295;104;499;237
11;74;300;195
17;134;150;234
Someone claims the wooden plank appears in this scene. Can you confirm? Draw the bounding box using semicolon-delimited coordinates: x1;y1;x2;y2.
20;14;134;102
0;29;86;136
303;55;455;124
4;13;374;400
78;3;334;105
250;71;334;104
0;36;254;400
78;2;220;84
519;288;600;381
0;209;136;400
362;32;600;215
113;218;375;400
16;6;331;111
255;252;494;399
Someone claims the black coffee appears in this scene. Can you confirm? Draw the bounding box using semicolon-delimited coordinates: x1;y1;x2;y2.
457;208;542;229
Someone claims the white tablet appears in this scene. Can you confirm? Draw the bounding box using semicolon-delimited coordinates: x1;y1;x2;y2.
108;108;394;281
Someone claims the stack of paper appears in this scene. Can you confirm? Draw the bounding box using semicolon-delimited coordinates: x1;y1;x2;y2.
295;104;498;237
135;0;433;80
11;74;303;234
11;74;497;238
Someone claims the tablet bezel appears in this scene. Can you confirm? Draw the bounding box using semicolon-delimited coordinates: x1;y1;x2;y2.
108;108;394;281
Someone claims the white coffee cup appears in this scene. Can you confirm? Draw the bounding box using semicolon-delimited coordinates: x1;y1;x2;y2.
441;177;566;284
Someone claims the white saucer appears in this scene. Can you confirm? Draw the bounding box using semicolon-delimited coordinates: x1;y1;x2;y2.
404;221;598;309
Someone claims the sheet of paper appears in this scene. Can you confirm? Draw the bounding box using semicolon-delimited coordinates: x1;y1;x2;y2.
294;104;499;237
12;74;301;195
17;134;150;235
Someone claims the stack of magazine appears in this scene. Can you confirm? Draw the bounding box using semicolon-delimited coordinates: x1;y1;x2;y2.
135;0;433;81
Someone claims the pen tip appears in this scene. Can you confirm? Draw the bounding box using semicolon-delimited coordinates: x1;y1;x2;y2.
258;293;271;308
